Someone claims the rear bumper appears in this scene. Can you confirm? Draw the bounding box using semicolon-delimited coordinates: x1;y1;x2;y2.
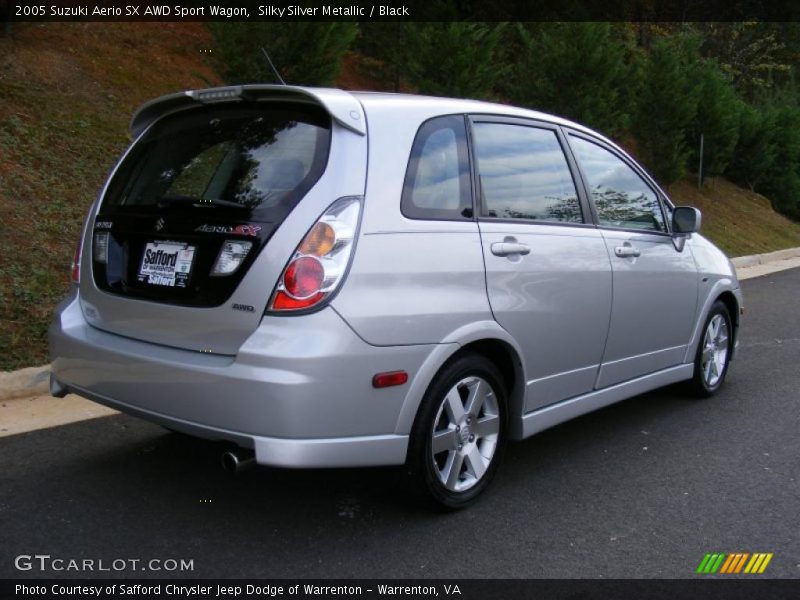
55;380;407;468
49;291;435;468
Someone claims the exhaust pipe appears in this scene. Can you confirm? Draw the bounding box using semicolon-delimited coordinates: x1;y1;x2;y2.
221;448;255;474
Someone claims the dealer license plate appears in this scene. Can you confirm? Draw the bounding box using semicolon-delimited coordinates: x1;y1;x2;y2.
137;241;196;288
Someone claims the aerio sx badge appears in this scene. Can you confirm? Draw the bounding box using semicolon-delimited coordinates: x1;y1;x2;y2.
195;224;262;237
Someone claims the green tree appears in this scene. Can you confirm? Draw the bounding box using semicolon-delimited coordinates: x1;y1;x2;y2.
686;61;742;179
357;22;416;91
209;22;358;86
357;1;461;92
697;22;791;101
507;22;640;135
632;34;702;184
725;104;780;191
754;105;800;219
403;23;507;99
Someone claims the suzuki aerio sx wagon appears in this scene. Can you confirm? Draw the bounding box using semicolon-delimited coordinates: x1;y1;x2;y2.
49;86;742;507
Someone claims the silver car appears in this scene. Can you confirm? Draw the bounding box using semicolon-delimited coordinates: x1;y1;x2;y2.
49;86;742;507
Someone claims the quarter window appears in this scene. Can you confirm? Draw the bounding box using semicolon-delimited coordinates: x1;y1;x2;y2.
569;136;666;232
401;116;472;220
472;123;582;223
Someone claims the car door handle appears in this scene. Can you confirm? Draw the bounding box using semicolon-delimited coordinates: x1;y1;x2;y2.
491;241;531;257
614;245;641;258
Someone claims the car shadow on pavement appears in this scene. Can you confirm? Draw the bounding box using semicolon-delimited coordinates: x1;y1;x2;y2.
5;381;699;514
0;381;741;578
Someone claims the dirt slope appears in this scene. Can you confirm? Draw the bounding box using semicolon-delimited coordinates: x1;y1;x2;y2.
0;23;221;369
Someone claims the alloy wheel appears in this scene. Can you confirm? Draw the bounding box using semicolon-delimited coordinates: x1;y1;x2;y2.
430;376;500;493
701;313;729;387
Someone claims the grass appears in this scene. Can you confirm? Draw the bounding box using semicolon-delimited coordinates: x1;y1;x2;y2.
0;23;220;370
1;26;799;371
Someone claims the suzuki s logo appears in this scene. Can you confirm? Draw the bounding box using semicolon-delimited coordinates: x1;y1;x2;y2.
154;218;165;232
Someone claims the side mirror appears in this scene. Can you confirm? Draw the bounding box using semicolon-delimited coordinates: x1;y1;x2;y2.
672;206;701;234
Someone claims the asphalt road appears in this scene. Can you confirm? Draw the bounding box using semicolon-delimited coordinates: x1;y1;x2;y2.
1;269;798;580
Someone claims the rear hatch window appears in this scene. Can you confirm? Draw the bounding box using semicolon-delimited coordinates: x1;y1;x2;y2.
93;102;330;306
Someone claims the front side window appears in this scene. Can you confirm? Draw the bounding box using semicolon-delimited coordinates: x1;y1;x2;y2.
401;115;472;220
569;135;666;232
472;122;582;223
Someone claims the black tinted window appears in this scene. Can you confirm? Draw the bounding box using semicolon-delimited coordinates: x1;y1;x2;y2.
104;103;330;221
570;136;666;232
401;116;472;220
473;123;582;223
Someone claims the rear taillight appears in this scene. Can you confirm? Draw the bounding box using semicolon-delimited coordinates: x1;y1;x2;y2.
268;197;361;312
71;235;83;284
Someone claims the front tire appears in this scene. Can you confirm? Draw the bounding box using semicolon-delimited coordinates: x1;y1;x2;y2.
690;300;733;397
406;353;507;509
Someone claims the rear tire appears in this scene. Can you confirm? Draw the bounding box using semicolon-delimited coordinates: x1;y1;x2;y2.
690;300;733;398
406;353;507;509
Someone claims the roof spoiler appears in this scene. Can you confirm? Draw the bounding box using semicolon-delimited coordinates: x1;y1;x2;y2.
129;85;366;138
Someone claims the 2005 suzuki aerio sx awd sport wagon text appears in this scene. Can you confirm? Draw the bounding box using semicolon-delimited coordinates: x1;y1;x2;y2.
49;85;743;507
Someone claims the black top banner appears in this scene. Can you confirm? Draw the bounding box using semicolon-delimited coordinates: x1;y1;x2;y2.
2;0;800;22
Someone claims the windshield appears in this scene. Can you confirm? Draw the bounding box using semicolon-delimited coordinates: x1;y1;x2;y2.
103;102;331;221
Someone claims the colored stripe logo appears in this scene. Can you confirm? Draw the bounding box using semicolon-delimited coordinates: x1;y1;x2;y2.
696;552;773;574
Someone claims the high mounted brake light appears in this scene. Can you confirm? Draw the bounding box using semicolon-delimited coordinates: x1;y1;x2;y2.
268;197;361;313
188;87;243;103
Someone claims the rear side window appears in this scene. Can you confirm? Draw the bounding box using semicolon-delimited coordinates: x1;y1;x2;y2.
472;123;582;223
401;115;472;220
104;102;331;221
569;135;666;232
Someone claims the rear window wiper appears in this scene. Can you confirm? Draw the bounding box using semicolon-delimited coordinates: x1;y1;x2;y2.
157;194;249;210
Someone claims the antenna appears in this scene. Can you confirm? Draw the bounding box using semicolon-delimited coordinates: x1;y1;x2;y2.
261;47;286;85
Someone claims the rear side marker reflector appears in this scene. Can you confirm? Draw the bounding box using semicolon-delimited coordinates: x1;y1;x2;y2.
372;371;409;388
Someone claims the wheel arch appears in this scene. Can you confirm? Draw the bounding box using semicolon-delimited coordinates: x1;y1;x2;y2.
453;339;525;424
716;289;741;359
684;282;743;364
717;290;740;329
394;321;527;437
